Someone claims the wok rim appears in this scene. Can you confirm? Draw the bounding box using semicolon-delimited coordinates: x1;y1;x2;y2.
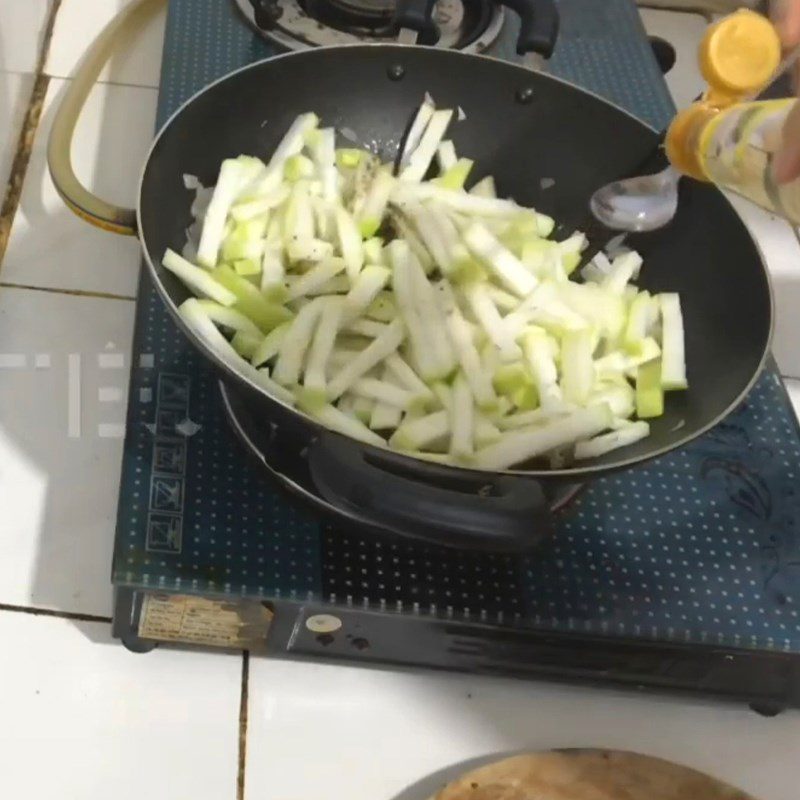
135;43;775;480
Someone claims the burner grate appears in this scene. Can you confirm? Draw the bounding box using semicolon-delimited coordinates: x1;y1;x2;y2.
236;0;502;51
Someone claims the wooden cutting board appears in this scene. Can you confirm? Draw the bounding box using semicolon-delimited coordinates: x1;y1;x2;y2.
431;750;757;800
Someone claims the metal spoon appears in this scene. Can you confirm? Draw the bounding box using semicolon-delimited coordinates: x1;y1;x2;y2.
590;164;680;233
590;47;800;233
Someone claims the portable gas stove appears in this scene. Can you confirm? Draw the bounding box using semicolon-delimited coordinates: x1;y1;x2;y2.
112;0;800;714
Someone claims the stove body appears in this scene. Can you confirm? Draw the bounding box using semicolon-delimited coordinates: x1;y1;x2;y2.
112;0;800;713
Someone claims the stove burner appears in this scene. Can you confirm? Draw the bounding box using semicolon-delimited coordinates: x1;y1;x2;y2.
327;0;395;17
236;0;503;52
313;0;395;22
303;0;400;37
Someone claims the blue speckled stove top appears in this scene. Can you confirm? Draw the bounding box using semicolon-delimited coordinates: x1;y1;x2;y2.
113;0;800;652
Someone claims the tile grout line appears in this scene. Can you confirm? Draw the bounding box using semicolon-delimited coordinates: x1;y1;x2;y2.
1;69;162;93
237;651;250;800
0;280;136;303
52;76;162;93
0;601;112;625
0;0;63;269
0;74;51;266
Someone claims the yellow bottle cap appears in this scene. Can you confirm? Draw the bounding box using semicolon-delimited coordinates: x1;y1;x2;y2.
666;104;716;182
699;9;782;97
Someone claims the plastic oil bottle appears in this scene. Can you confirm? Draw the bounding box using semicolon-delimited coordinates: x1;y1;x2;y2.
666;8;800;222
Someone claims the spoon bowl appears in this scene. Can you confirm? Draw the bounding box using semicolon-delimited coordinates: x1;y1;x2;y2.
589;165;680;232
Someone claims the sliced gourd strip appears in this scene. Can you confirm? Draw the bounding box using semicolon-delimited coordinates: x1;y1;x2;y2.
387;241;442;381
197;159;246;267
601;251;643;295
343;265;391;322
162;249;236;306
370;401;403;431
469;175;496;197
495;404;575;430
304;403;386;447
250;322;291;367
231;330;262;359
287;257;346;301
357;169;394;238
401;109;454;182
230;185;289;222
390;410;449;450
272;298;326;386
307;127;339;202
463;283;521;362
303;297;345;405
196;300;262;336
179;298;293;405
436;140;457;172
659;293;687;390
335;205;364;281
350;378;426;411
450;372;474;459
394;182;522;217
560;328;594;405
408;252;457;377
463;222;538;297
575;421;650;459
445;303;498;410
636;358;664;418
398;95;436;170
327;318;405;401
384;353;435;401
522;327;562;409
345;318;388;338
474;404;612;470
211;264;293;332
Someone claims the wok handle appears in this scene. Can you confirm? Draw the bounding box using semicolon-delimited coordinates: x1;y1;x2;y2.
501;0;559;58
47;0;165;237
308;433;554;553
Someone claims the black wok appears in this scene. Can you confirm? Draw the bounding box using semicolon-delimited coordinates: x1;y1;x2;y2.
48;0;772;552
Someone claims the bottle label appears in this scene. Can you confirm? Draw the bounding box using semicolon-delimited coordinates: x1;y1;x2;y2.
699;98;800;221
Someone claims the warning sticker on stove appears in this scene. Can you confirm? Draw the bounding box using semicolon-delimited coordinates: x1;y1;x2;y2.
145;513;182;553
138;594;272;650
145;373;192;554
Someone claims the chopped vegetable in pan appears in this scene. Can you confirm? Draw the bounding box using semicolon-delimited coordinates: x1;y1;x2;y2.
166;98;688;469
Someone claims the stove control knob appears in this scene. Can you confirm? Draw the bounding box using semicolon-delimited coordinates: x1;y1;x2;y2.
306;614;343;634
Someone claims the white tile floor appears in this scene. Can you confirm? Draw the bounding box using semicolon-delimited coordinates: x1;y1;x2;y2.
0;3;247;795
46;0;167;88
0;611;242;800
0;1;50;75
0;71;34;191
0;4;799;800
246;659;800;800
638;7;709;111
0;286;134;617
